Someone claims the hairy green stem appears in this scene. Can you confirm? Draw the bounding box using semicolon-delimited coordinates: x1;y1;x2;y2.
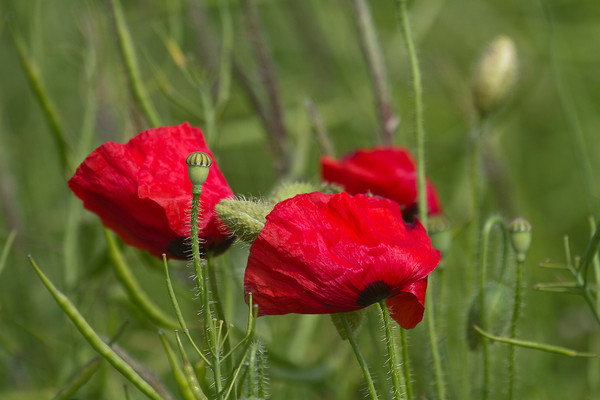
508;259;524;400
190;193;222;398
341;314;379;400
378;302;408;400
395;2;446;399
29;256;163;400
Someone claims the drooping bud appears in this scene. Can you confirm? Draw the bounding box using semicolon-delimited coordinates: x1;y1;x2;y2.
270;181;320;204
215;198;272;244
428;214;452;259
330;310;366;340
467;282;511;350
186;152;212;194
508;217;532;262
472;36;518;117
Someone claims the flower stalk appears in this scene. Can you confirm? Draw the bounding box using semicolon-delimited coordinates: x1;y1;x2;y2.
341;313;380;400
395;2;445;399
378;301;409;400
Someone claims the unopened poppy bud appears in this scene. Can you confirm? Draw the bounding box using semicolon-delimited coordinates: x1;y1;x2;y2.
215;198;272;244
467;282;511;350
186;152;212;194
270;181;320;204
428;214;452;259
508;217;532;262
472;36;518;117
330;310;366;340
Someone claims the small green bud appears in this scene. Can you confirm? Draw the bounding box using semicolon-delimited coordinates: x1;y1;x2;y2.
330;310;366;340
186;152;212;194
269;181;320;204
472;35;518;117
508;217;532;262
467;282;511;350
428;214;452;259
215;198;272;244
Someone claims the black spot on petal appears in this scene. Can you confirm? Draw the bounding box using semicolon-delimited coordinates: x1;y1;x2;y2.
356;281;392;306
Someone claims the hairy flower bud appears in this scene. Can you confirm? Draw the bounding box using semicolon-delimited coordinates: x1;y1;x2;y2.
467;282;511;349
508;217;532;262
472;36;518;117
215;198;272;244
270;181;320;204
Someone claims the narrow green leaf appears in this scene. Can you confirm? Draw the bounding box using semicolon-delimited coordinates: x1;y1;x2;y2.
28;255;164;400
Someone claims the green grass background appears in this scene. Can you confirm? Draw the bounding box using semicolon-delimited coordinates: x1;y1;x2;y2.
1;0;599;399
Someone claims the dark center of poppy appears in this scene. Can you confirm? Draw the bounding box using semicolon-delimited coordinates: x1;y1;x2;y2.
356;281;392;306
167;235;236;260
402;203;419;223
167;237;192;260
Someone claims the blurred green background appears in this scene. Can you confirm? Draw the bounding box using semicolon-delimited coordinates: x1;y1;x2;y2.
1;0;599;399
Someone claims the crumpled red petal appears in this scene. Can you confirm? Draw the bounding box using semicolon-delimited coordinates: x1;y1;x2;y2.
68;123;234;259
244;192;440;327
386;278;427;329
321;147;442;216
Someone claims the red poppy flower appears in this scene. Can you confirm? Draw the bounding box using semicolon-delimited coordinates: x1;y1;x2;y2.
244;192;441;329
321;148;442;219
68;123;234;259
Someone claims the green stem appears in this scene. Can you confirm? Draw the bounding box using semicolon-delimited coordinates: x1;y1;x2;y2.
207;257;233;382
174;331;207;400
539;0;599;216
190;193;222;399
0;231;16;278
400;329;413;400
110;0;161;127
395;0;426;227
478;215;508;400
341;314;379;400
395;2;445;398
353;0;397;145
377;302;408;400
11;28;73;175
508;259;524;400
469;121;483;283
240;0;289;175
474;325;600;358
159;332;200;400
29;256;164;400
103;228;178;329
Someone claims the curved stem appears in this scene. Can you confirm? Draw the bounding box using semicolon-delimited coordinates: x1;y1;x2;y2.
341;314;379;400
377;302;407;400
478;215;508;400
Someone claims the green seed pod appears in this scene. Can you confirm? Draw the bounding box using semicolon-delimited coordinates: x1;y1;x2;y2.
508;217;532;262
270;181;319;204
215;198;272;244
467;282;511;350
186;152;212;194
330;310;366;340
472;36;518;117
428;214;452;259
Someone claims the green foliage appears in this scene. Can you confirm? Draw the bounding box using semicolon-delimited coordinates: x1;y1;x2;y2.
1;0;600;399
